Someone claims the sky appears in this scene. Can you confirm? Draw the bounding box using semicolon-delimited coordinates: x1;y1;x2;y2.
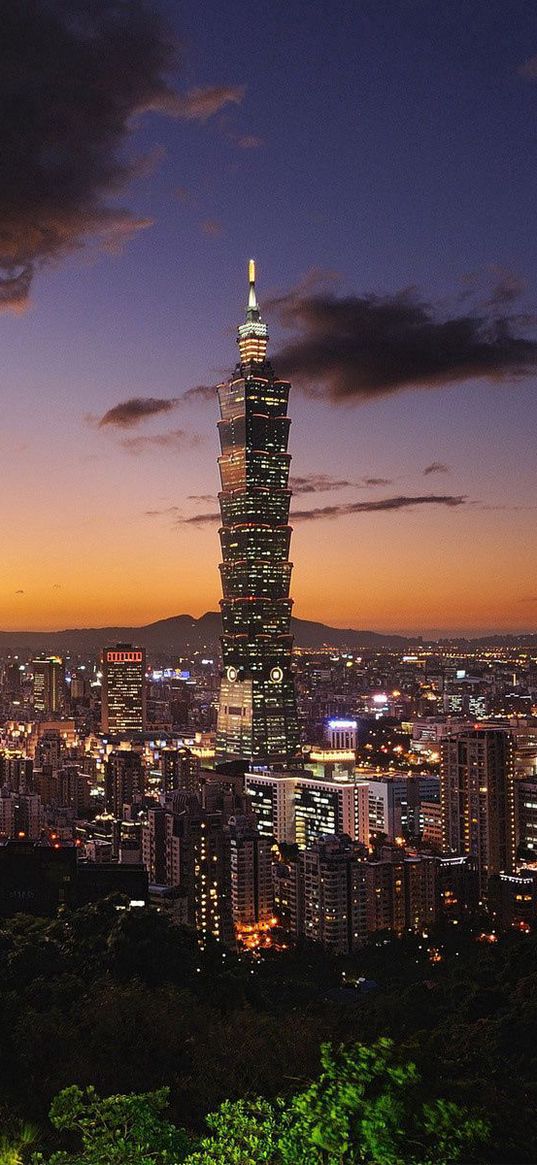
1;0;537;636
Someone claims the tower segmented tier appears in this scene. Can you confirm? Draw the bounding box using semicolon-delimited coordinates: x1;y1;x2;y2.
215;262;300;764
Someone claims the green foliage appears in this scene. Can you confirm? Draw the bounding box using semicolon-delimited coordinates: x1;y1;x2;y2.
280;1038;488;1164
0;901;535;1160
0;1124;36;1165
37;1085;190;1165
184;1098;289;1164
183;1039;488;1165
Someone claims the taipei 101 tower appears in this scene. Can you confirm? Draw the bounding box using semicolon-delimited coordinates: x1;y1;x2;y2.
215;262;300;764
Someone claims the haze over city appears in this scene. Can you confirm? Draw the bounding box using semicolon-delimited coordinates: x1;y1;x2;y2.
2;0;537;636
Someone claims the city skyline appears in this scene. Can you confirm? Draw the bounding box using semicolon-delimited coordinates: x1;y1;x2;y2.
1;0;537;636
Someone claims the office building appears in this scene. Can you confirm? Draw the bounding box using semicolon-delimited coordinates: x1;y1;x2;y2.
32;657;64;715
325;719;358;750
101;644;146;735
441;728;516;892
215;262;299;764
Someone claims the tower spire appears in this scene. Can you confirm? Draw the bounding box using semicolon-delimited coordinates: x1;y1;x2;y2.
238;257;268;363
248;258;257;310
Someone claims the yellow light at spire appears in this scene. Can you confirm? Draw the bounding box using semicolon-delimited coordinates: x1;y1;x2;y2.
249;258;256;284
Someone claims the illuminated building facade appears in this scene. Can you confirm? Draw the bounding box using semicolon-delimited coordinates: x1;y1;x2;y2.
294;774;369;850
245;768;369;848
32;657;64;715
101;644;146;735
216;262;299;764
245;770;297;843
325;719;358;750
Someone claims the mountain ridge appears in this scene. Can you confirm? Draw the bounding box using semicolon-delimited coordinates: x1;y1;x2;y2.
0;612;415;656
0;613;534;657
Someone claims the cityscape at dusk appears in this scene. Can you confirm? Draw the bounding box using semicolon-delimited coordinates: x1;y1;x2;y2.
2;0;537;635
1;3;537;1164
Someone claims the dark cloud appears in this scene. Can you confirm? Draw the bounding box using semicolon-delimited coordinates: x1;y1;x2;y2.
99;397;179;428
181;384;215;403
290;494;467;521
180;493;467;526
179;510;220;526
290;473;393;494
423;462;450;476
0;2;243;309
290;474;355;494
486;268;527;307
187;493;216;503
160;84;244;120
200;219;224;237
269;283;537;402
145;505;180;517
97;385;213;429
518;54;537;80
120;429;199;455
15;589;25;595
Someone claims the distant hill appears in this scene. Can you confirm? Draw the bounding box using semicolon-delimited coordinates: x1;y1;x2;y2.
0;612;416;659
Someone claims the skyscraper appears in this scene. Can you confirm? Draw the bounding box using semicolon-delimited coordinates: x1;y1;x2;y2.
215;262;299;764
101;644;146;735
32;657;65;715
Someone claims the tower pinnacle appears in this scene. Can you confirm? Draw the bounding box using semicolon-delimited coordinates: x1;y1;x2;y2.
238;257;268;363
248;258;257;309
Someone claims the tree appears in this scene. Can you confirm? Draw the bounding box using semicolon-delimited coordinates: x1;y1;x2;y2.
184;1039;489;1165
0;1124;36;1165
36;1085;190;1165
279;1038;488;1164
184;1098;289;1165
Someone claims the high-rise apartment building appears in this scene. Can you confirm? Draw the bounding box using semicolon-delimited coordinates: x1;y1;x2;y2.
101;644;146;735
228;814;274;930
161;747;201;794
32;657;64;715
105;750;145;818
514;777;537;859
215;262;299;764
245;769;369;848
301;834;367;954
294;773;369;850
441;728;516;892
245;770;297;842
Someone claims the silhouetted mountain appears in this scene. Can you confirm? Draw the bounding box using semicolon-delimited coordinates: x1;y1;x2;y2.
0;612;416;659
